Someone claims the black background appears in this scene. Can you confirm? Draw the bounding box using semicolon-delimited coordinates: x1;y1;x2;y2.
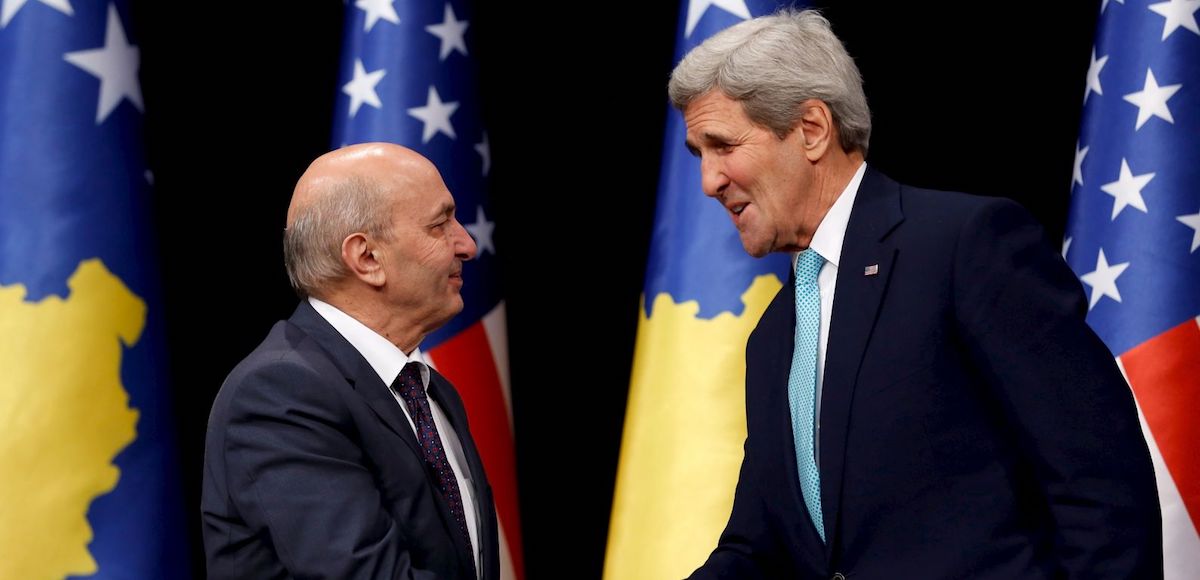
133;1;1098;577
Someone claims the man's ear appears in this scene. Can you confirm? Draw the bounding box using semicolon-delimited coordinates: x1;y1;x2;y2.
796;99;835;162
341;233;386;288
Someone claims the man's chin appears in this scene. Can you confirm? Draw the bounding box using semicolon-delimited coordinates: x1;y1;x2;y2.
739;238;770;258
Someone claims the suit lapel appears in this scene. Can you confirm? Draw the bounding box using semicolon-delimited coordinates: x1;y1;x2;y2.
288;302;424;458
819;168;903;558
289;302;479;575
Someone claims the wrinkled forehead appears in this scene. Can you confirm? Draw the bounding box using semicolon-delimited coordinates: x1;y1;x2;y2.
380;158;455;219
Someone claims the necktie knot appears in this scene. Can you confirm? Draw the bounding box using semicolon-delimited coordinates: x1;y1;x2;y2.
394;362;426;404
795;249;824;286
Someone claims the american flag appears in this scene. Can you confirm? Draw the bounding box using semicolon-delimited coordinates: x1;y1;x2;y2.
0;0;189;577
1064;1;1200;577
332;2;523;578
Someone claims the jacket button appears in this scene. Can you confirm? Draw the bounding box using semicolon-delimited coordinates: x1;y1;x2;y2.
831;574;846;580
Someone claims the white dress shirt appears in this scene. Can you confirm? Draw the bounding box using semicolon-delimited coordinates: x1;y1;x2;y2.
794;161;867;466
309;297;481;577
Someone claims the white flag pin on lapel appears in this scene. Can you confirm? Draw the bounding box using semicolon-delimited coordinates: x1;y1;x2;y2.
864;264;879;276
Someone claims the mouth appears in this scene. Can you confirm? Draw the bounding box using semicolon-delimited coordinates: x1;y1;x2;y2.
725;201;749;227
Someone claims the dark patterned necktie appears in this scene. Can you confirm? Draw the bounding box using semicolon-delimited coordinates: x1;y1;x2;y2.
394;362;475;575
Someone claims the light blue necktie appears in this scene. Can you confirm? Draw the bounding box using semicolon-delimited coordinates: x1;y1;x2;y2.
788;249;825;542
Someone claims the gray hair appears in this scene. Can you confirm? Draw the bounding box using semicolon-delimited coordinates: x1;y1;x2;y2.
283;175;393;298
668;9;871;155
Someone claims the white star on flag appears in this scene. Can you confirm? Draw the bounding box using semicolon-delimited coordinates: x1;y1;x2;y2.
1100;159;1155;220
1062;237;1073;259
1102;0;1125;12
1177;209;1200;252
685;0;750;37
343;59;385;117
1084;49;1108;104
1148;0;1200;40
355;0;399;33
465;205;495;256
475;133;491;176
1;0;71;27
1072;143;1089;189
407;86;458;143
1080;248;1130;309
1123;69;1182;130
63;4;142;124
425;3;469;61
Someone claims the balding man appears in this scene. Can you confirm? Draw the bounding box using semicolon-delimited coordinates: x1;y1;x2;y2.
202;143;497;579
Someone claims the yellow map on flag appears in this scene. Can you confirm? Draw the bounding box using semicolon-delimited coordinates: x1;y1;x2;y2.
0;259;143;578
607;275;781;579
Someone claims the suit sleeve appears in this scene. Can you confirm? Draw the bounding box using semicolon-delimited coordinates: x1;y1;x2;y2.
952;198;1163;579
219;361;435;580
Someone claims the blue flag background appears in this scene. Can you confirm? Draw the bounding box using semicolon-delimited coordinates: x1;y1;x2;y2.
0;1;188;577
644;0;791;318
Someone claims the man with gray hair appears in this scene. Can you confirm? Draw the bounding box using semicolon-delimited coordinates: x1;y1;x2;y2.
675;10;1161;580
201;143;498;579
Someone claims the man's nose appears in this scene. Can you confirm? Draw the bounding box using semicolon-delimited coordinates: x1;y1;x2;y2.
699;155;729;198
454;220;477;260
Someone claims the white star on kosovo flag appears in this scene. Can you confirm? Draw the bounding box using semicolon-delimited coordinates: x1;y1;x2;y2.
1101;159;1155;220
425;3;469;61
63;4;142;124
1148;0;1200;40
1080;248;1130;309
1;0;71;27
1123;69;1182;130
355;0;399;33
343;59;386;117
685;0;750;37
407;86;458;143
465;206;495;255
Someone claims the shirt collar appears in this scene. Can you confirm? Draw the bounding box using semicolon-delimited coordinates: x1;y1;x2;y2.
796;161;867;270
308;296;430;390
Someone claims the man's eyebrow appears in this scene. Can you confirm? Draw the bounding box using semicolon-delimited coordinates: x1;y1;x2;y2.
685;131;728;156
428;201;455;221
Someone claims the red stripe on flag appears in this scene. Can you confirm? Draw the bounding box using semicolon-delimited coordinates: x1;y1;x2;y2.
1121;318;1200;534
429;323;524;579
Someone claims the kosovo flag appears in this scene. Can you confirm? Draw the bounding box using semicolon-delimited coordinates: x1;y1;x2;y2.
1064;0;1200;576
0;1;189;578
334;1;523;577
605;2;794;578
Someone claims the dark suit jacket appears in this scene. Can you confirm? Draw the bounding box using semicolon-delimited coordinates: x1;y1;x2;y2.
691;168;1162;579
202;301;499;580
